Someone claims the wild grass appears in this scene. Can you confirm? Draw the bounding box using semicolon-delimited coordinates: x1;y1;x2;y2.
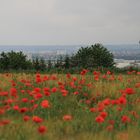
0;71;140;140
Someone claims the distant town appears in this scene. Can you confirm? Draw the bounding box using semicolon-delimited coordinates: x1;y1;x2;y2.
0;44;140;68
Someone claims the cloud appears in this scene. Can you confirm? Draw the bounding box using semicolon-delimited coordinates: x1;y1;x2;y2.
0;0;140;45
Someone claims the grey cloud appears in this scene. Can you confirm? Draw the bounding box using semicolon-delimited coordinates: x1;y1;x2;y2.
0;0;140;45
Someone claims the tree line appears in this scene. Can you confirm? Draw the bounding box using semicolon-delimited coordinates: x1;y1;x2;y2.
0;44;114;71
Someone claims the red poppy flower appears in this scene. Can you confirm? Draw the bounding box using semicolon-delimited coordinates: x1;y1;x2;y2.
80;69;88;75
107;71;111;75
0;109;5;115
90;107;96;113
23;115;30;122
66;73;71;79
72;77;77;81
34;93;43;99
38;125;47;134
63;115;72;121
51;87;57;93
61;89;68;96
95;115;104;123
0;119;11;125
41;100;50;108
125;88;135;95
121;115;130;123
10;88;17;97
34;87;41;93
32;116;43;123
106;125;114;131
103;98;110;106
43;87;50;92
20;107;28;113
21;98;28;103
13;105;19;111
135;83;140;88
43;75;49;81
118;96;127;105
100;111;108;119
44;91;50;96
73;91;79;95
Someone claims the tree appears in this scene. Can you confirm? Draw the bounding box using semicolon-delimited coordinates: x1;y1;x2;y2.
55;55;64;68
70;43;114;68
0;52;9;69
40;58;46;71
0;51;32;70
64;55;70;69
47;60;52;70
33;57;40;71
32;58;46;71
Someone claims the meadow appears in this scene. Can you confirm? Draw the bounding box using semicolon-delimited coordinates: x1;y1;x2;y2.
0;70;140;140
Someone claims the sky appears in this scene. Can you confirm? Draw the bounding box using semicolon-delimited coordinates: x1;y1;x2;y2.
0;0;140;45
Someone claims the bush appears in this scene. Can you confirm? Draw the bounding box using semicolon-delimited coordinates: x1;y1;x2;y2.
70;44;114;68
0;51;32;70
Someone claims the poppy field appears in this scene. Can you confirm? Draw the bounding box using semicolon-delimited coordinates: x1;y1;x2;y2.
0;70;140;140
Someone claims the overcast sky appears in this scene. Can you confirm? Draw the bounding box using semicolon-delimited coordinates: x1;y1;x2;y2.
0;0;140;45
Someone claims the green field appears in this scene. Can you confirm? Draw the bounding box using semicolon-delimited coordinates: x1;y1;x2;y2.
0;70;140;140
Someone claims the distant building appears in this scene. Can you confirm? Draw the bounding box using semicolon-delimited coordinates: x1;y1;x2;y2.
115;59;140;68
24;52;33;60
56;50;66;55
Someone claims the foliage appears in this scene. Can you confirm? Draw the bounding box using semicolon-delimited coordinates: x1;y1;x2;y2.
32;57;47;71
0;71;140;140
0;51;32;70
70;44;114;68
47;60;53;70
55;55;64;68
64;55;70;69
0;51;48;71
